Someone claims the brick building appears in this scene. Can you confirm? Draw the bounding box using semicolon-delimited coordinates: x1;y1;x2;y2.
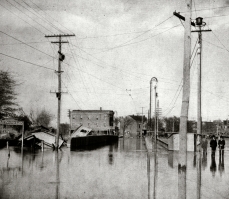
70;109;114;133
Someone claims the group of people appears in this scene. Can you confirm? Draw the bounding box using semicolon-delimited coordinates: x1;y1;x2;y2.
202;135;225;154
210;135;225;155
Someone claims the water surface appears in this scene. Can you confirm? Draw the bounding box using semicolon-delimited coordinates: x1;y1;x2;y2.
0;138;228;199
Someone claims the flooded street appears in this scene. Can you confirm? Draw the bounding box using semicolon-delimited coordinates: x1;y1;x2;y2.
0;138;229;199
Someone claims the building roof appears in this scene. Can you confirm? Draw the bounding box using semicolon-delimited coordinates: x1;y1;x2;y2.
72;110;114;113
129;115;147;122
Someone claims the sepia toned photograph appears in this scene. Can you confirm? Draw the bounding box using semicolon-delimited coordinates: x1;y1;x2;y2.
0;0;228;198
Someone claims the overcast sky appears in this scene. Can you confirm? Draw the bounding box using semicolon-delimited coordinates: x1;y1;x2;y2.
1;0;229;126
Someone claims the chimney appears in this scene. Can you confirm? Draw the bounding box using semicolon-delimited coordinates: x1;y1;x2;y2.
100;107;102;111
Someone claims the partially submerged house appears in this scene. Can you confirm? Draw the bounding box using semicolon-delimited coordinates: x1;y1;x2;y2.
23;125;64;149
67;125;93;147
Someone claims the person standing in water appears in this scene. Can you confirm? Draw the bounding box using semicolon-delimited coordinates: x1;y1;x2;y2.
210;135;217;154
218;136;225;156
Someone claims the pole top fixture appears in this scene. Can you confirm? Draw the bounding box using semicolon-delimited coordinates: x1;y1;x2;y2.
195;17;206;27
150;77;158;84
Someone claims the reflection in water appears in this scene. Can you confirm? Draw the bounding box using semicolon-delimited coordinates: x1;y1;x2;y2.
178;151;187;199
40;151;44;170
147;152;150;199
202;149;207;170
7;149;10;169
55;151;60;199
218;150;225;176
210;151;217;177
21;147;24;176
108;144;114;165
2;138;229;198
193;153;196;168
153;141;158;199
197;147;202;199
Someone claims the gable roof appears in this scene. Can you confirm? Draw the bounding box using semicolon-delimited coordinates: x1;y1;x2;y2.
129;115;147;122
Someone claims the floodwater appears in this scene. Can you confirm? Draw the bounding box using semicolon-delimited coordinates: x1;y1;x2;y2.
0;138;229;199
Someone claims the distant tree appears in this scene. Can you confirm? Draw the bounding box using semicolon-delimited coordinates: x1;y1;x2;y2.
0;71;17;118
114;117;120;127
30;108;53;127
17;115;32;131
60;123;70;136
163;116;180;132
120;116;133;135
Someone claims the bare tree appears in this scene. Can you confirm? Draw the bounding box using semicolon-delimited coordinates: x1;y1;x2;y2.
30;108;53;127
120;116;133;136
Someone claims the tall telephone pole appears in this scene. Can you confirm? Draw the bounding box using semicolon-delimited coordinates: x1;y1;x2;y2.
192;18;211;199
174;1;192;198
140;107;145;137
45;34;75;150
150;77;158;133
192;18;211;147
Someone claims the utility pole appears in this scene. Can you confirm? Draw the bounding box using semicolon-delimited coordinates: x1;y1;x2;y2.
174;1;192;198
45;34;75;150
140;107;145;137
192;19;211;199
156;100;161;136
154;85;158;149
192;18;211;148
150;77;158;132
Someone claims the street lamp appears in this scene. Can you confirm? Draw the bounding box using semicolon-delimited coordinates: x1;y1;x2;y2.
150;77;158;138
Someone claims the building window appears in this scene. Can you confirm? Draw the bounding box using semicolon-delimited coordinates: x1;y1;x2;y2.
96;115;99;120
139;124;141;128
80;115;83;119
88;115;90;120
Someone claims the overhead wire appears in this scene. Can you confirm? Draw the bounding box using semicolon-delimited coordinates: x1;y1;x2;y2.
102;15;174;50
29;0;75;34
0;1;45;35
5;0;54;34
0;51;54;71
66;42;94;106
163;37;199;116
180;4;229;13
21;0;65;34
94;24;181;53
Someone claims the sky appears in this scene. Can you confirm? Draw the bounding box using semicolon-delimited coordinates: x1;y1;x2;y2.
1;0;229;126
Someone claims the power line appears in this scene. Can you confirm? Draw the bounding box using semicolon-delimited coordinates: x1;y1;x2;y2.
0;2;45;35
0;31;55;59
0;41;50;45
5;0;54;34
21;0;64;34
0;51;54;71
163;38;199;116
203;39;226;51
96;24;181;53
29;0;75;34
104;15;173;50
181;5;229;13
211;30;229;53
205;14;229;19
